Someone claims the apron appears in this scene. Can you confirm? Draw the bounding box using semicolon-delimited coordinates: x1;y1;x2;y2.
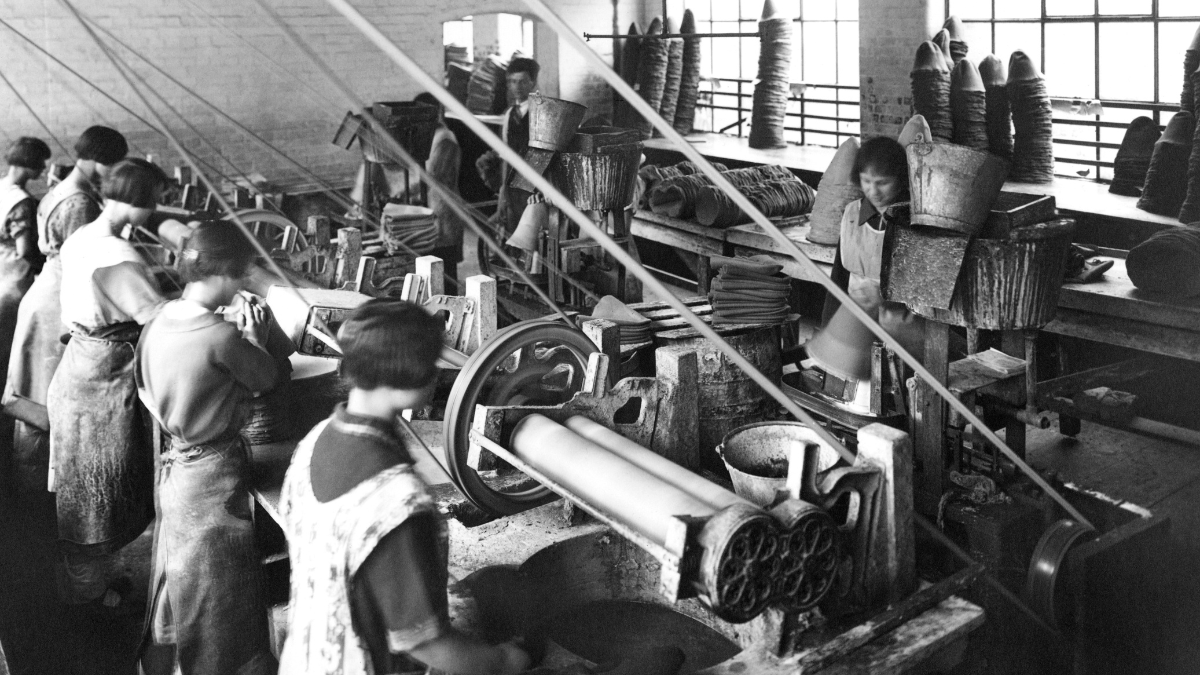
142;435;274;675
0;186;36;489
46;324;154;554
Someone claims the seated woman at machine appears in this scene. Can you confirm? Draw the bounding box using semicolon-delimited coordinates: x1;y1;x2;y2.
136;219;293;675
806;136;925;410
277;299;530;675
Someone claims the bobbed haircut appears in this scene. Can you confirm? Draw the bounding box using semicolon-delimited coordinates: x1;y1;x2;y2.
413;92;441;112
101;158;168;209
5;137;51;170
337;299;443;391
506;56;540;81
852;136;909;192
179;219;256;283
74;126;128;165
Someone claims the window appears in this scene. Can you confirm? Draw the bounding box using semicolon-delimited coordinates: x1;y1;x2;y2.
678;0;860;148
441;14;536;63
948;0;1200;181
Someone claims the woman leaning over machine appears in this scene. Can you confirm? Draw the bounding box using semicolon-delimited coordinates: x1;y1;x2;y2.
46;158;168;608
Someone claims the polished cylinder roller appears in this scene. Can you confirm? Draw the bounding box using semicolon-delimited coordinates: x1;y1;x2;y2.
510;414;718;545
563;416;750;511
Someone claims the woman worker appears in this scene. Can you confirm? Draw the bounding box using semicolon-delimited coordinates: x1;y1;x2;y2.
46;158;167;607
3;126;127;497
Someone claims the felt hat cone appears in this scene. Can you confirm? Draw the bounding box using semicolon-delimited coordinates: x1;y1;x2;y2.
807;302;875;382
932;29;953;65
943;16;965;41
952;58;985;93
760;0;785;20
807;137;863;245
506;199;549;251
898;115;932;147
1008;51;1042;82
1161;111;1195;146
824;136;860;184
913;41;948;73
1109;116;1161;196
1190;24;1200;52
647;16;662;34
978;54;1007;87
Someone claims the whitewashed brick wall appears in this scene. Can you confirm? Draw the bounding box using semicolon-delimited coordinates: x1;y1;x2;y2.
859;0;941;140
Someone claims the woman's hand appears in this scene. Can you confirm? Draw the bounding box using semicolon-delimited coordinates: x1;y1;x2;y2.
238;295;271;351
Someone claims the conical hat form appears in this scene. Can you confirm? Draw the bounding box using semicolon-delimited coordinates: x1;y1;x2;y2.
760;0;789;20
978;54;1007;87
647;16;662;35
1008;51;1043;82
506;199;548;251
1159;111;1194;146
932;29;953;64
898;115;932;147
952;58;985;93
1190;24;1200;51
913;41;948;73
822;137;861;185
664;17;679;37
943;16;965;41
807;303;875;382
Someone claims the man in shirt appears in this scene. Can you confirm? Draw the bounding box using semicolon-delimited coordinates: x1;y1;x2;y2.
477;56;540;236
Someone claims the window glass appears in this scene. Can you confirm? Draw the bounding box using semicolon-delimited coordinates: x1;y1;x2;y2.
995;0;1042;20
1099;22;1154;101
1159;21;1200;104
838;21;859;85
1159;0;1200;18
994;22;1042;70
1045;23;1096;99
1098;0;1151;15
803;21;838;84
802;0;835;21
1046;0;1095;17
949;0;992;21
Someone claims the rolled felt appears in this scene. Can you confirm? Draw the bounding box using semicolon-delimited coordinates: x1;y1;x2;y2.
944;16;968;65
694;177;816;228
615;22;642;129
750;4;793;150
673;9;703;135
710;253;784;276
657;18;685;137
1181;66;1200;224
1008;51;1055;183
1138;112;1194;217
951;59;989;151
1126;227;1200;296
648;164;794;219
980;54;1014;160
633;17;669;139
1109;116;1161;197
912;42;953;142
807;137;864;245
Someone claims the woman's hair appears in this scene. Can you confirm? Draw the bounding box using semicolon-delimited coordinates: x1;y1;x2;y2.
337;299;443;391
100;158;168;208
74;126;128;165
852;136;909;190
5;137;52;171
179;219;256;282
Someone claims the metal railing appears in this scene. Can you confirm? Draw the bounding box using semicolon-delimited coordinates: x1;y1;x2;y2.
694;78;861;148
1051;99;1180;181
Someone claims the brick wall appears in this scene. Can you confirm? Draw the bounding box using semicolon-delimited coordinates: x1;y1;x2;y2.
859;0;942;140
0;0;639;194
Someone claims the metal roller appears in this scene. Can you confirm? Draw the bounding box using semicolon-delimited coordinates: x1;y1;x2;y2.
1025;518;1097;630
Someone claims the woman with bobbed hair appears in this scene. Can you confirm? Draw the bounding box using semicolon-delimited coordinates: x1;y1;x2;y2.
3;126;128;497
47;157;168;608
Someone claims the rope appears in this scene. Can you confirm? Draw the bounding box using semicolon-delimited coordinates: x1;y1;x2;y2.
0;69;72;156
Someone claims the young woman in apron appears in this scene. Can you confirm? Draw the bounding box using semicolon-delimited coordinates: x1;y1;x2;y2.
0;138;51;496
136;220;293;675
47;157;166;606
3;126;127;498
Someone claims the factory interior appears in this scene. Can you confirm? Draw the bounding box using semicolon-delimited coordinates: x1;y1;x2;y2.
0;0;1199;673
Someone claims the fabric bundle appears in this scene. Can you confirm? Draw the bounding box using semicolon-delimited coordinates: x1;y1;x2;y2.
673;10;702;135
694;178;816;228
381;203;438;254
1109;117;1161;197
951;59;989;151
656;19;685;137
638;160;729;204
633;17;669;139
944;16;968;65
467;54;509;115
614;23;642;130
980;54;1013;161
1181;65;1200;224
1007;51;1054;183
911;41;953;142
1139;112;1194;217
1127;228;1200;297
648;164;793;219
447;62;473;104
749;0;793;149
590;295;653;345
807;137;864;245
708;256;791;326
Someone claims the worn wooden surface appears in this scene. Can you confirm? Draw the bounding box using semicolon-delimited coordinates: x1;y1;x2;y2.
913;322;952;516
1057;257;1200;332
1044;308;1200;363
882;226;970;310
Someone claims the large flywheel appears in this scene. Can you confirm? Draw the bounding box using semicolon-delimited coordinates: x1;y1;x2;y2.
443;320;598;515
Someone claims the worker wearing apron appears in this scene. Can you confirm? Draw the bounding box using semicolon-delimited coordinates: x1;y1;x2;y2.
477;56;539;237
46;158;166;607
136;220;292;675
0;138;51;496
3;126;127;498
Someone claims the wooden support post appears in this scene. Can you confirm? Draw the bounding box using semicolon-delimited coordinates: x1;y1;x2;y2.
582;318;621;370
696;255;712;294
1000;330;1027;460
464;275;497;355
653;346;700;470
913;321;951;515
416;256;445;297
335;227;362;289
307;215;333;286
857;423;916;605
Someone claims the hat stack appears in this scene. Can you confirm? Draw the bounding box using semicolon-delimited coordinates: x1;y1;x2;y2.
467;54;509;115
911;41;953;142
694;176;816;228
806;138;864;245
381;203;438;255
673;10;703;135
1181;26;1200;119
1138;113;1195;217
633;17;669;139
980;55;1013;161
656;18;685;137
615;23;642;129
708;256;791;326
647;164;794;219
1007;51;1055;183
1109;117;1161;197
590;295;653;345
951;59;989;151
749;0;793;150
1179;28;1200;224
932;29;954;66
944;16;968;65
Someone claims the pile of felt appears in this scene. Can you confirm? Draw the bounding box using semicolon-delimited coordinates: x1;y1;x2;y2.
590;295;653;345
638;159;729;201
466;54;509;115
1180;45;1200;223
694;177;816;228
648;164;793;219
1109;117;1161;197
806;138;863;245
614;23;642;129
672;10;702;135
980;55;1013;161
632;17;669;139
749;0;792;149
911;41;953;142
656;19;685;137
1138;112;1194;217
944;16;968;65
1127;227;1200;297
708;256;791;326
951;59;989;151
1007;51;1054;183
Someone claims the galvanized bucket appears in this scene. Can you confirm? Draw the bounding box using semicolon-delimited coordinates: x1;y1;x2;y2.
907;140;1009;235
549;142;643;211
717;421;841;507
360;101;440;164
527;94;588;151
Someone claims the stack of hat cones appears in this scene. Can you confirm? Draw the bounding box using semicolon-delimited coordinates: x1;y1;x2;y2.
633;17;668;139
673;10;702;135
951;59;989;151
749;0;793;149
912;41;953;142
1109;117;1160;197
807;138;864;245
944;16;968;65
615;22;641;129
1007;51;1054;183
1138;112;1195;217
1178;27;1200;224
980;55;1013;161
656;18;685;137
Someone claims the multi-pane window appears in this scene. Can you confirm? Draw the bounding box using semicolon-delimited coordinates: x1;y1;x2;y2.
948;0;1200;181
677;0;860;147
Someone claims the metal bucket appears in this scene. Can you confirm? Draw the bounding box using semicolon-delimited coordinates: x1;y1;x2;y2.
528;94;588;151
717;422;841;507
550;142;643;210
907;140;1009;235
656;325;782;472
912;218;1076;329
360;101;439;164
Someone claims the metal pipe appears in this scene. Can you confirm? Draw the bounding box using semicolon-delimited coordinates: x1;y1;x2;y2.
585;31;757;40
990;404;1053;429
